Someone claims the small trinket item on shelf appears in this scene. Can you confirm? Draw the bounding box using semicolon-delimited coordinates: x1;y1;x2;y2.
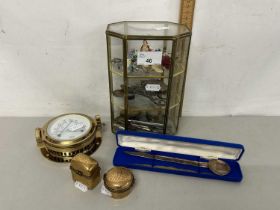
113;130;245;182
103;167;134;199
106;21;192;134
70;153;101;190
35;113;102;162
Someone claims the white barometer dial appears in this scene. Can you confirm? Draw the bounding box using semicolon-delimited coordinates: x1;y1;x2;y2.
47;114;92;141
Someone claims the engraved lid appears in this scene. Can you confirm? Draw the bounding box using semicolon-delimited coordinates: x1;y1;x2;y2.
103;167;134;192
70;153;99;177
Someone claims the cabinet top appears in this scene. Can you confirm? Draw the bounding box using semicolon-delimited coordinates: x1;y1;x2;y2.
106;21;190;39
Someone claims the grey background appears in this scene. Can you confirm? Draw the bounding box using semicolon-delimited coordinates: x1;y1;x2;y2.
0;116;278;210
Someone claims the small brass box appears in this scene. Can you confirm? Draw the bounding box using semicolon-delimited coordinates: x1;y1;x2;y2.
70;153;101;190
103;167;134;199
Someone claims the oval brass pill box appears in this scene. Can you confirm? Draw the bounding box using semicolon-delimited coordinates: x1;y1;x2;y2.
70;153;101;190
103;167;134;199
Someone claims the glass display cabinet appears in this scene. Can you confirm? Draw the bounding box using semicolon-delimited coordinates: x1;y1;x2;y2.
106;21;191;134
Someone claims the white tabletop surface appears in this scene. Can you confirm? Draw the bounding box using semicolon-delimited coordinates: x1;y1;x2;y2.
0;116;278;210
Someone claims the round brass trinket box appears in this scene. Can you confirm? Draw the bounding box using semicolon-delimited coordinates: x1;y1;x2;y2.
103;167;134;199
35;113;102;162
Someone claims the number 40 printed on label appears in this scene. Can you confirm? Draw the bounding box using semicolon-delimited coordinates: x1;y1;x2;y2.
137;51;163;65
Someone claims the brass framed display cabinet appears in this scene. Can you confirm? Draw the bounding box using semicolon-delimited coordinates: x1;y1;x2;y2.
106;21;191;134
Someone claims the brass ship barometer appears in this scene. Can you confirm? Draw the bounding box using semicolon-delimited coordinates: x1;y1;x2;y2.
35;113;102;162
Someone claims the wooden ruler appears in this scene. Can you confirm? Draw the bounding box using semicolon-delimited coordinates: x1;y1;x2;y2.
179;0;196;30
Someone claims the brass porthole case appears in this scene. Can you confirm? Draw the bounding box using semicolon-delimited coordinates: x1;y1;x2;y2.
103;167;135;199
35;113;102;163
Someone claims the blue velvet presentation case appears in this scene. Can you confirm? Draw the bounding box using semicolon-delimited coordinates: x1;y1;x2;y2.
113;130;245;182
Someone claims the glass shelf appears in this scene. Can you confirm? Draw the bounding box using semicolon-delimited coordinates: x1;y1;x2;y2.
111;69;184;79
111;97;180;111
110;64;185;78
112;95;166;111
110;65;169;79
112;105;166;112
128;75;168;79
110;70;168;79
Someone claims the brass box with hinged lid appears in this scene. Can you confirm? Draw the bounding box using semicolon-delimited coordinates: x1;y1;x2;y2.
70;153;101;190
